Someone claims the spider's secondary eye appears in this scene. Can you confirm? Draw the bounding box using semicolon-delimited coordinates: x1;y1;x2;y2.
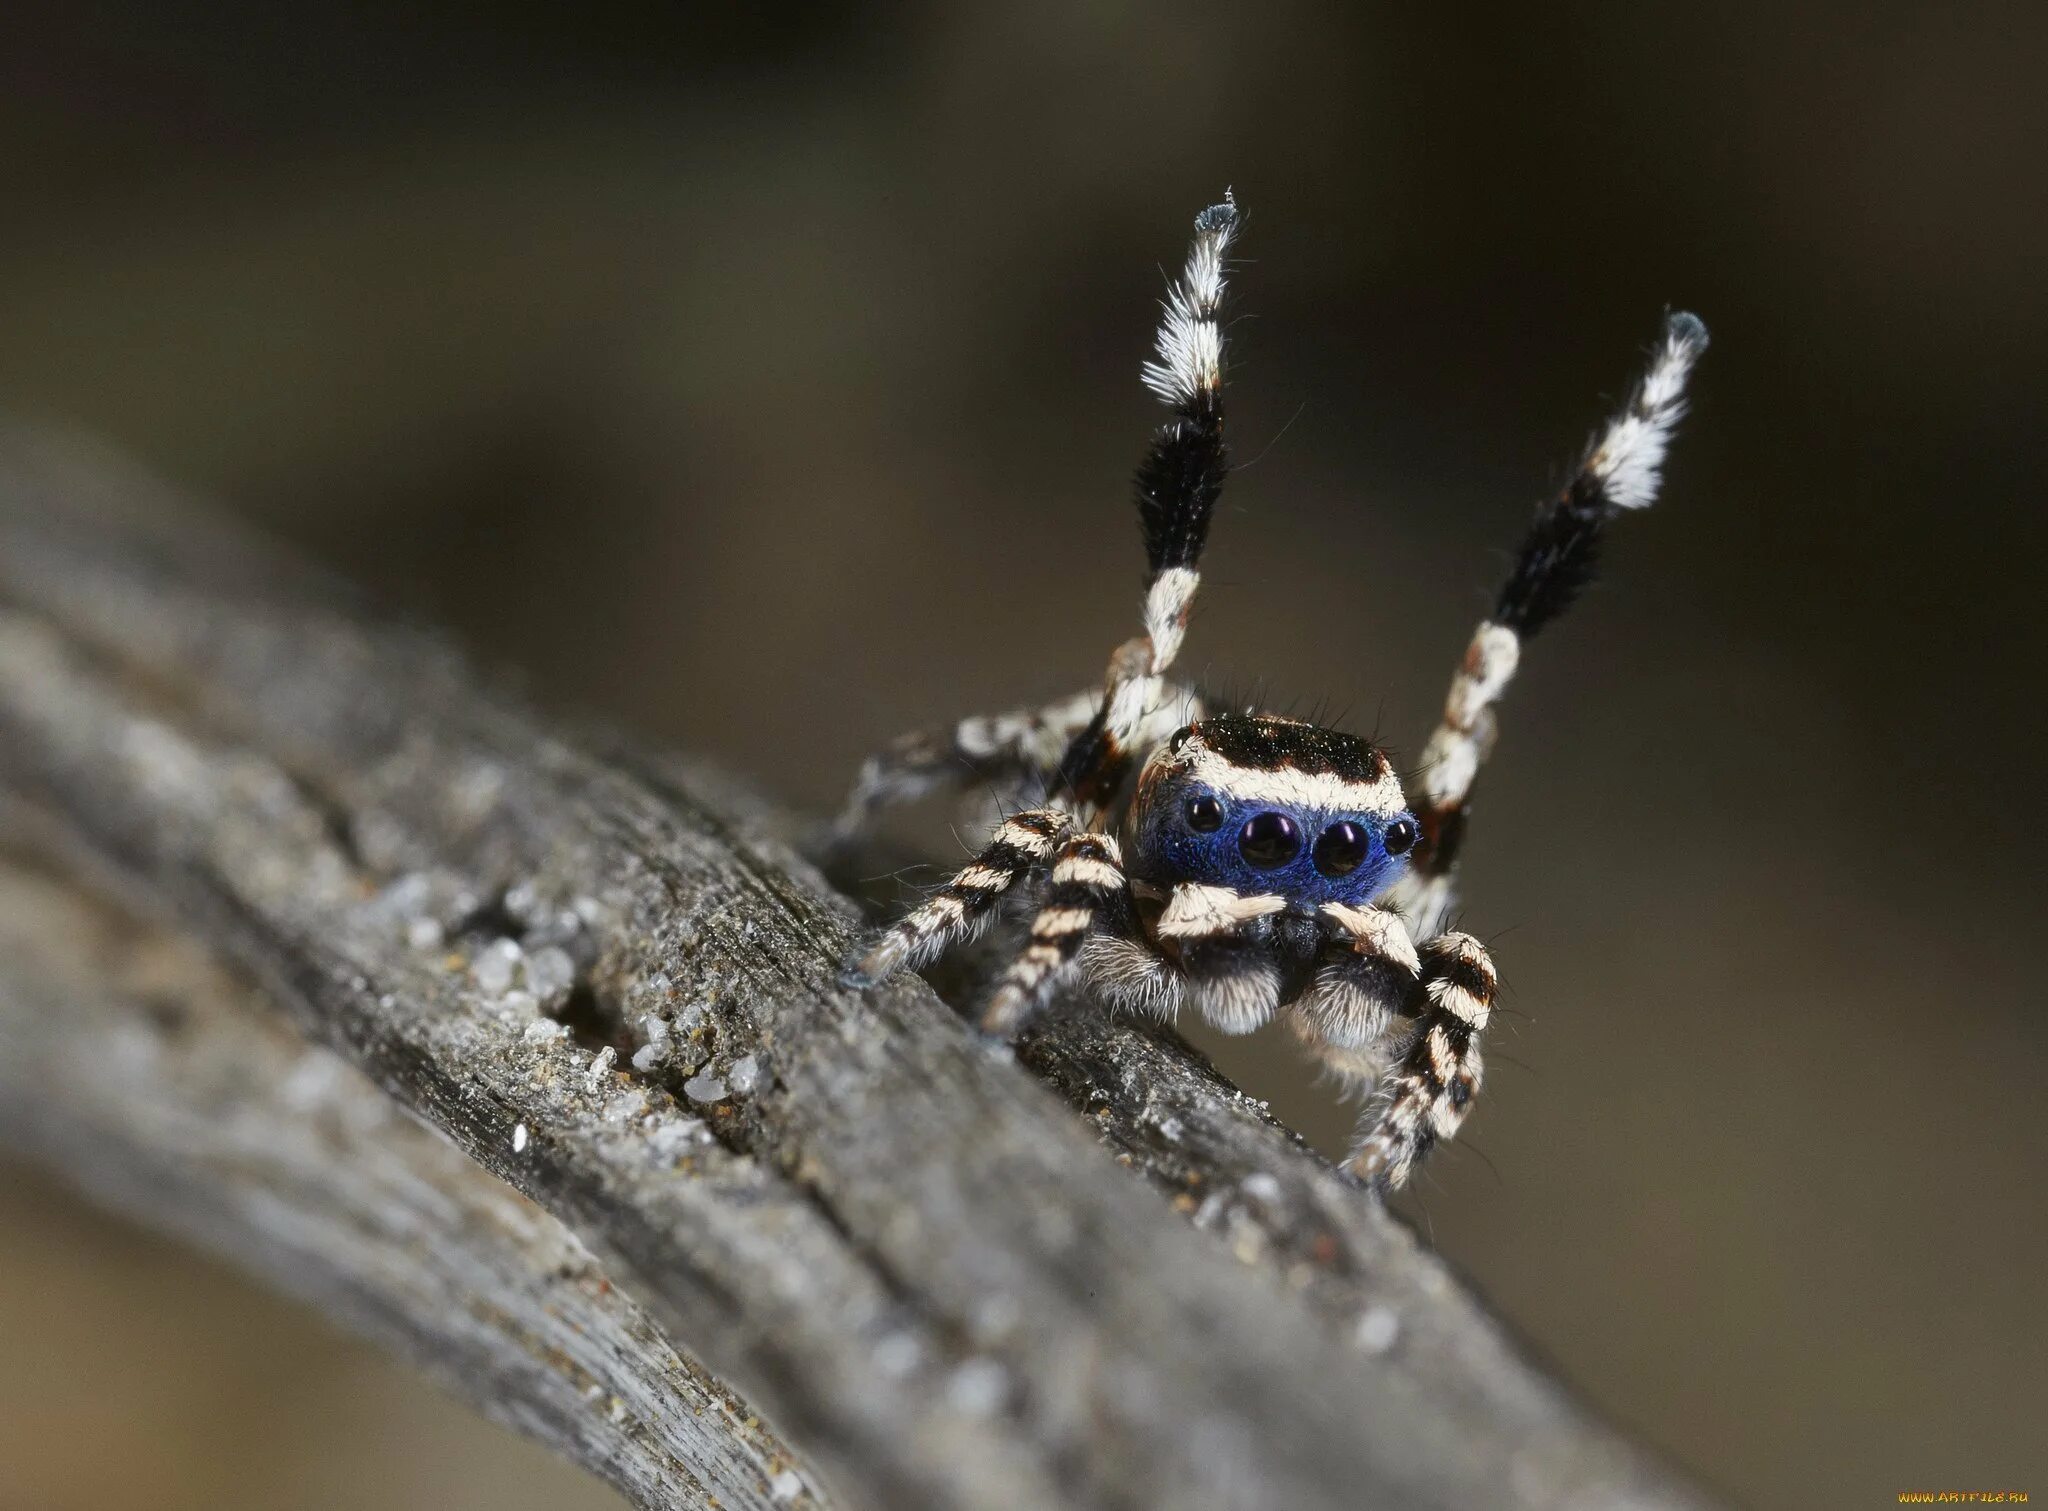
1237;811;1301;868
1183;794;1224;832
1384;817;1420;857
1312;821;1372;877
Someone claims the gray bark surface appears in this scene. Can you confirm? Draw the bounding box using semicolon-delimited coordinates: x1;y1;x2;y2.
0;429;1718;1511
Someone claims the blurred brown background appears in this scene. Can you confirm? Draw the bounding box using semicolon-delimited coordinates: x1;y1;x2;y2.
0;3;2042;1508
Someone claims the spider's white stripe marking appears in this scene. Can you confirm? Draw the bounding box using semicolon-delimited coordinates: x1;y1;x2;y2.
954;865;1011;892
1108;671;1164;747
994;817;1063;854
1414;726;1482;811
1051;856;1124;890
921;894;968;924
1144;566;1199;671
1031;907;1095;937
1428;977;1492;1030
1442;622;1522;733
1155;883;1287;939
1180;747;1407;817
1588;312;1708;511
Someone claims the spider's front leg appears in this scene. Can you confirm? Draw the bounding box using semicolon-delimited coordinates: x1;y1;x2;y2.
1287;904;1498;1193
978;832;1140;1037
842;807;1072;985
1351;932;1497;1194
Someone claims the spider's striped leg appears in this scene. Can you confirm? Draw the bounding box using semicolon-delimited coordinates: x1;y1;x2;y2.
977;832;1136;1037
832;689;1100;838
1389;312;1708;939
834;686;1201;839
1345;932;1498;1195
1050;194;1239;812
842;808;1071;986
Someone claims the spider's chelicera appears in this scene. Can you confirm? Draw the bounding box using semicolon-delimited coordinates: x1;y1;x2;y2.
837;193;1707;1194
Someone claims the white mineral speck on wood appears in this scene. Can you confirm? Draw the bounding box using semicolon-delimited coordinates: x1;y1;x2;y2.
645;1117;705;1157
1355;1305;1400;1355
512;1122;529;1153
770;1469;805;1502
630;1042;665;1073
945;1359;1008;1418
683;1071;727;1105
872;1333;922;1378
522;1018;568;1044
728;1053;761;1094
404;915;444;950
587;1046;617;1086
472;938;522;995
525;945;576;1002
1239;1171;1283;1207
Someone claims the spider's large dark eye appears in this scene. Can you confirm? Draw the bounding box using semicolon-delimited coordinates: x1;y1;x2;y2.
1383;817;1420;857
1183;794;1224;832
1312;821;1372;877
1237;811;1301;868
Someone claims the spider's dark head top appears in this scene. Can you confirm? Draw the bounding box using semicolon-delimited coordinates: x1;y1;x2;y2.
1129;713;1419;906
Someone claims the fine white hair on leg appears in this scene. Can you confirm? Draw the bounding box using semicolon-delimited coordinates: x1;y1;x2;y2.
1140;192;1239;408
1079;934;1186;1021
1187;955;1284;1036
1588;310;1710;511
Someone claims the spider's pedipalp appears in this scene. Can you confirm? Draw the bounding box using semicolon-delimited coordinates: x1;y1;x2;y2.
844;807;1070;985
1293;902;1423;1054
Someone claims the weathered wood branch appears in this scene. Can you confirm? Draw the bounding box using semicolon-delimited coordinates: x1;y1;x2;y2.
0;852;819;1511
0;429;1717;1511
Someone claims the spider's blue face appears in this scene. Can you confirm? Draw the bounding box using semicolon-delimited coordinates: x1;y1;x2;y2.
1129;714;1418;909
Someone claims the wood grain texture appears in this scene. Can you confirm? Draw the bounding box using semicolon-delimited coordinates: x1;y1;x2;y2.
0;428;1717;1511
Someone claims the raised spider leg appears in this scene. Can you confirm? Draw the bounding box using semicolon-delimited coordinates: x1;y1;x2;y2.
842;807;1071;985
1345;932;1498;1194
1046;194;1239;816
1389;312;1708;939
978;832;1139;1037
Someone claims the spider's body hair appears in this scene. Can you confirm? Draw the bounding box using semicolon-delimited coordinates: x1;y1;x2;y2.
839;196;1706;1195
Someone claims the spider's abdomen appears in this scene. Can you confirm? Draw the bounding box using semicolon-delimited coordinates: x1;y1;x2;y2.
1126;713;1420;909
